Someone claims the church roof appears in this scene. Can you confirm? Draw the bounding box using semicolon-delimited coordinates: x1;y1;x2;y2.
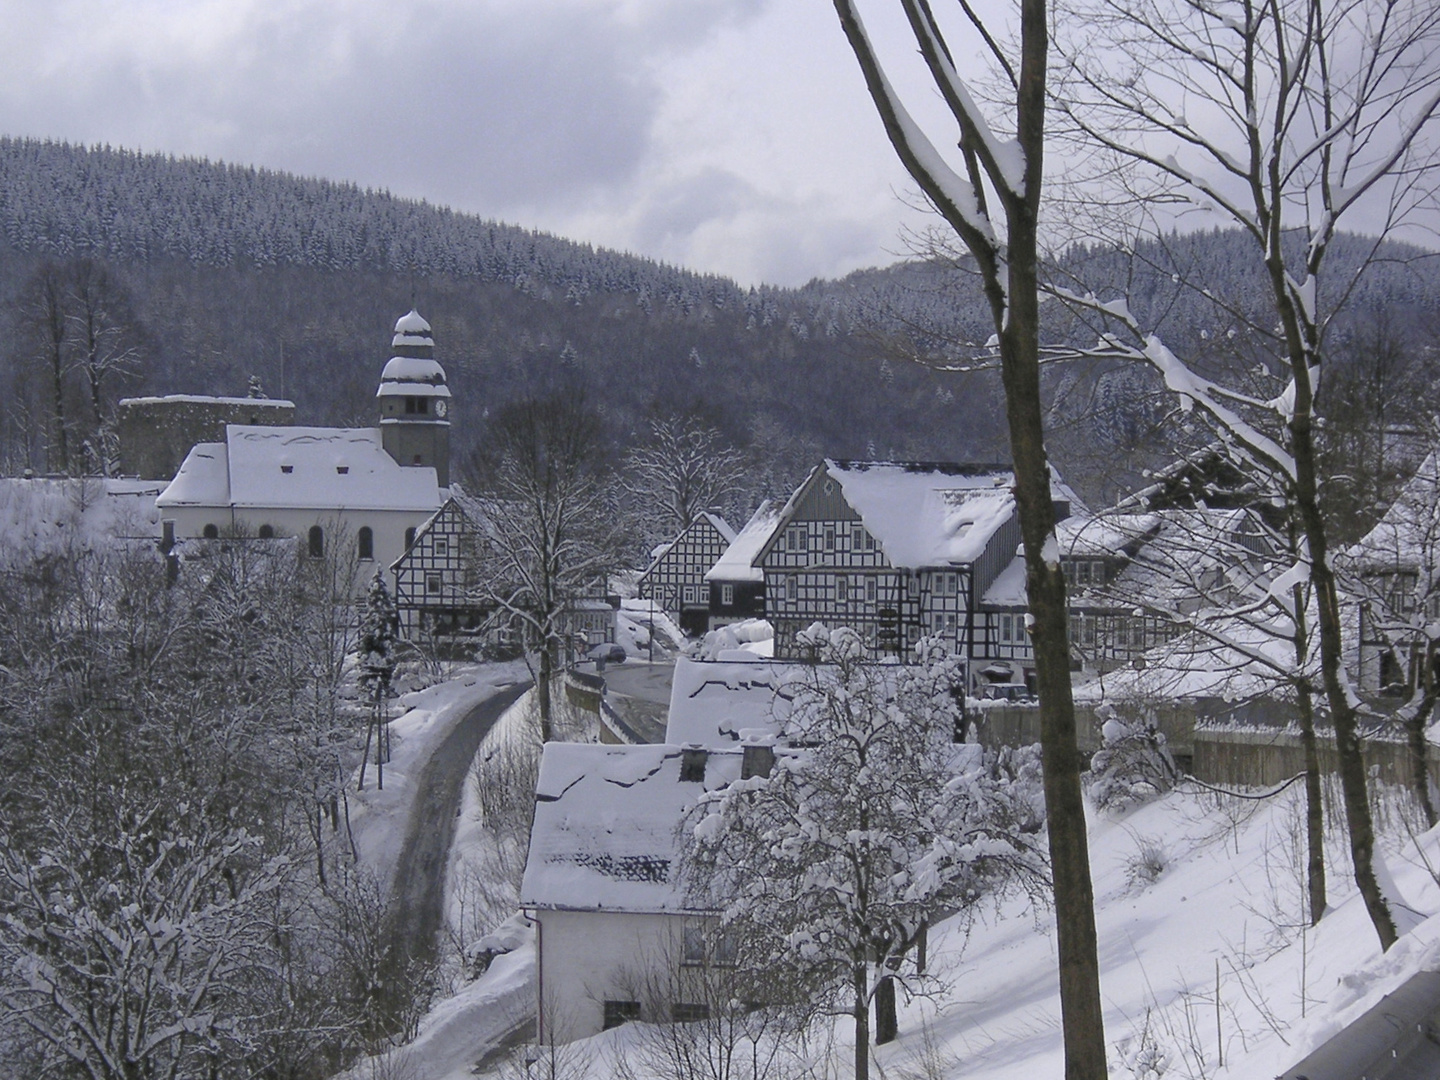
378;308;450;398
156;425;441;513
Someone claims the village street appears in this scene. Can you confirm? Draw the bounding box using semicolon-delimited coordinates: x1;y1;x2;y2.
386;681;531;971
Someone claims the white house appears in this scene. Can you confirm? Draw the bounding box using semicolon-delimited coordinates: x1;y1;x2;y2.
155;311;449;583
520;742;756;1042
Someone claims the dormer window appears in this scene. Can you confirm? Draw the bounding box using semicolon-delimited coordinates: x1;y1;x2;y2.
680;747;708;782
281;464;293;474
742;744;774;779
336;465;349;475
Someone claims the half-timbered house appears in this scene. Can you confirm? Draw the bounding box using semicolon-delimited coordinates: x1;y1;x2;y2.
637;513;735;636
755;461;1072;665
390;490;490;638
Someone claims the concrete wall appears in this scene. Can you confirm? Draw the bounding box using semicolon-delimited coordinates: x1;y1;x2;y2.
118;397;293;480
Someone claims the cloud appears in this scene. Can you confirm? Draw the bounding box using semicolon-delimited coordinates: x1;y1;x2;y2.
0;0;921;285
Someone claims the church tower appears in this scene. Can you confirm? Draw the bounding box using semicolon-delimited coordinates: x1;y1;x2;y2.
377;310;451;487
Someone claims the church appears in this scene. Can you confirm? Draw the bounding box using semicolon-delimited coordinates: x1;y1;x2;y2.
155;311;450;577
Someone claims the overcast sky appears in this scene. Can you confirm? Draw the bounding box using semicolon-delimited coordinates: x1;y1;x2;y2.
0;0;957;288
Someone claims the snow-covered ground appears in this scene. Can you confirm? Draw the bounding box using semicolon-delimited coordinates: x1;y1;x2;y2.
425;778;1440;1079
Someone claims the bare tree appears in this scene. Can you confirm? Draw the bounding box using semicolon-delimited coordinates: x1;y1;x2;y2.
826;2;1109;1073
465;394;623;739
19;261;71;475
65;258;142;477
1051;0;1440;951
623;415;748;551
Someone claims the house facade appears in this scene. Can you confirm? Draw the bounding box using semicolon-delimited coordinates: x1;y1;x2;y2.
637;513;735;636
755;461;1062;666
521;742;750;1042
390;491;490;638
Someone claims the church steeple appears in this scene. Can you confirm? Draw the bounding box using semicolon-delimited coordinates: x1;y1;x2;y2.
377;310;451;487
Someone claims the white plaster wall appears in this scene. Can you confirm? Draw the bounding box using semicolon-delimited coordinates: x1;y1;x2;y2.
161;505;432;591
535;909;691;1042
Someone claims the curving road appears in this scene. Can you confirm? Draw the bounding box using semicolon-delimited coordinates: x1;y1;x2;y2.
386;680;531;972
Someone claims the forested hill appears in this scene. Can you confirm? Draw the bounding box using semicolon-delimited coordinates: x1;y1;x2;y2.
0;137;1008;486
1;137;1436;504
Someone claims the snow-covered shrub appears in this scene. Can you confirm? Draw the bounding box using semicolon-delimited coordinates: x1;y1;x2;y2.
1086;704;1179;812
1124;834;1169;889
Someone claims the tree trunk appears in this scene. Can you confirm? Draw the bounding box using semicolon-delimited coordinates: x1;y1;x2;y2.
853;960;870;1080
1405;672;1437;828
1001;15;1109;1069
537;642;554;742
1292;416;1396;950
874;972;897;1044
1291;582;1327;924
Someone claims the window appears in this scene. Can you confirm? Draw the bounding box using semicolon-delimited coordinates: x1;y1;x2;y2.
672;1003;710;1023
721;584;735;606
435;538;448;556
866;577;877;603
1092;561;1105;584
603;1000;641;1030
852;526;864;550
683;584;698;604
426;575;442;595
680;747;708;782
682;925;707;966
336;465;349;475
308;525;324;559
202;523;219;539
405;527;416;549
1001;613;1013;643
786;575;798;603
280;464;293;474
714;930;739;966
836;575;849;603
357;526;374;560
257;524;274;539
825;526;835;551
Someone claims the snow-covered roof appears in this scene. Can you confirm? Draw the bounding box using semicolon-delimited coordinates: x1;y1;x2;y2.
157;425;441;513
980;554;1028;607
377;355;450;397
393;309;432;344
824;460;1018;568
118;394;295;408
642;513;736;576
1056;513;1161;558
1347;451;1440;575
0;478;165;569
705;500;781;583
520;743;743;913
663;657;796;747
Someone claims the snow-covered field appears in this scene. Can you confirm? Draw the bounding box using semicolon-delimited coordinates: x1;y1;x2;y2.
446;781;1440;1079
338;662;1440;1079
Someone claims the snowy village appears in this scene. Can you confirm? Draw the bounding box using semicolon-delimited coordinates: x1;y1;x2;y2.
2;2;1440;1080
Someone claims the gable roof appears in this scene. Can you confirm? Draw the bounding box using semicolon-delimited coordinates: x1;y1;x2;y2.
1347;451;1440;575
639;513;736;581
663;657;796;746
705;500;782;583
520;742;743;913
157;425;441;513
812;460;1018;568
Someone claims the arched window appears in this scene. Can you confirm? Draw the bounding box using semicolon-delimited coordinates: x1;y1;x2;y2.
358;527;374;561
202;523;219;539
257;524;274;539
308;525;324;559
